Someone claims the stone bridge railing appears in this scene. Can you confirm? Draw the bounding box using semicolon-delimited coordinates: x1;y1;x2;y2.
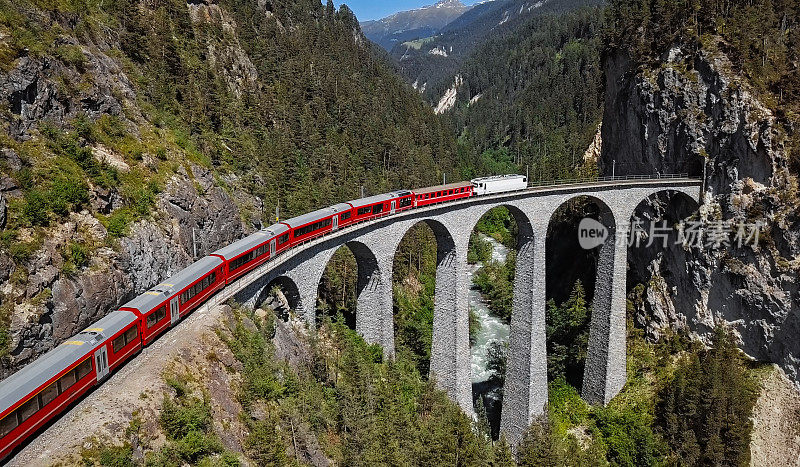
195;177;702;445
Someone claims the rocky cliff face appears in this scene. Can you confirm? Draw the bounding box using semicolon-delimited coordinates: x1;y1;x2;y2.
0;2;264;378
601;39;800;387
0;163;250;378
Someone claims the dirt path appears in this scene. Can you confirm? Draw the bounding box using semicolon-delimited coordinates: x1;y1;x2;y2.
6;303;230;467
750;365;800;466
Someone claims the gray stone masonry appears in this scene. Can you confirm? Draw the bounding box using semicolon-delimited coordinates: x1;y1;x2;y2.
222;179;700;445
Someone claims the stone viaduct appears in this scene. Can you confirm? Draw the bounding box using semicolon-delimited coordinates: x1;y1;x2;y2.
202;178;701;446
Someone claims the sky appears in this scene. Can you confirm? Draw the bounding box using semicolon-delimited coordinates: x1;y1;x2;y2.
335;0;484;22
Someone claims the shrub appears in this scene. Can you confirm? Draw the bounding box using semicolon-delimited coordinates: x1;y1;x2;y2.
173;430;222;463
593;405;664;466
22;189;49;226
61;241;89;274
49;175;89;215
96;445;134;467
54;44;87;70
9;237;41;263
105;209;131;238
160;396;212;440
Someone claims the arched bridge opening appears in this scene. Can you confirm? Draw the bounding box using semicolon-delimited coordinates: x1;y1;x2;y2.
255;275;301;321
626;190;702;340
317;241;390;350
464;204;534;440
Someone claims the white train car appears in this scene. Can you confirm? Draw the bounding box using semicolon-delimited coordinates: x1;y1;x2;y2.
471;174;528;196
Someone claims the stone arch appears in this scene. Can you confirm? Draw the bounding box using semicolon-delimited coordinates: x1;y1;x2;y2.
626;188;701;229
465;204;535;251
255;275;301;319
626;189;702;340
392;218;472;412
465;204;536;439
316;240;394;357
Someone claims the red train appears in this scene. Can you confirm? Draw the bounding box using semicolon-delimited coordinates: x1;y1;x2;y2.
0;176;527;460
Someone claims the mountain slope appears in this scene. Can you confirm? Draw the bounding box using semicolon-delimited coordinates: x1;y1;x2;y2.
391;0;605;103
361;0;472;51
0;0;458;375
447;6;604;161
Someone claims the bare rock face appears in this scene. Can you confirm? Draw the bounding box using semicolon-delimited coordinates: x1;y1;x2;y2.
0;165;248;378
602;41;800;388
0;43;136;139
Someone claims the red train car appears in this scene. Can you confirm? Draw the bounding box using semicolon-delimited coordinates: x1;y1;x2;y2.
282;203;351;247
120;256;225;346
412;181;473;207
345;191;414;224
0;311;140;460
211;223;289;285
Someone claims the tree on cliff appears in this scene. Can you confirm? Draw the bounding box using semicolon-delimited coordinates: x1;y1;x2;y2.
656;326;759;466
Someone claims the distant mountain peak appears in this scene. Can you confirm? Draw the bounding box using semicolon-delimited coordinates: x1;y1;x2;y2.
361;0;472;51
434;0;466;7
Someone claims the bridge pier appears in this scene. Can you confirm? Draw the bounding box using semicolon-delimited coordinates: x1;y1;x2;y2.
500;224;548;446
430;241;473;413
354;254;395;359
582;220;629;405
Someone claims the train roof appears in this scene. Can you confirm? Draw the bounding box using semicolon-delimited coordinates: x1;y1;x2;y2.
0;310;137;415
282;203;350;228
470;174;527;183
121;256;223;312
212;231;272;260
263;223;289;237
347;191;411;208
413;181;472;195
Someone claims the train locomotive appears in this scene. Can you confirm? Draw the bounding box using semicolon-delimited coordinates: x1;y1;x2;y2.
0;175;526;460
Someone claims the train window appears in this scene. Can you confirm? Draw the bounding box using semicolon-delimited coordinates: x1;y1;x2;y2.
76;358;93;380
340;211;352;221
372;204;383;215
40;382;59;406
17;397;39;423
125;327;138;345
357;206;371;216
399;197;412;208
425;194;430;199
279;234;290;244
148;306;166;328
59;370;76;393
112;335;126;354
0;413;17;437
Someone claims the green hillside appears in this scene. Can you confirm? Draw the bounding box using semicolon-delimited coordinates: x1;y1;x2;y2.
0;0;459;235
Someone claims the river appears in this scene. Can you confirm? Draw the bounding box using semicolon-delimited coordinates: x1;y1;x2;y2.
468;234;511;383
468;234;511;436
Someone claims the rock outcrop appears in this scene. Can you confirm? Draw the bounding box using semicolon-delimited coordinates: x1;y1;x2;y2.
602;40;800;387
